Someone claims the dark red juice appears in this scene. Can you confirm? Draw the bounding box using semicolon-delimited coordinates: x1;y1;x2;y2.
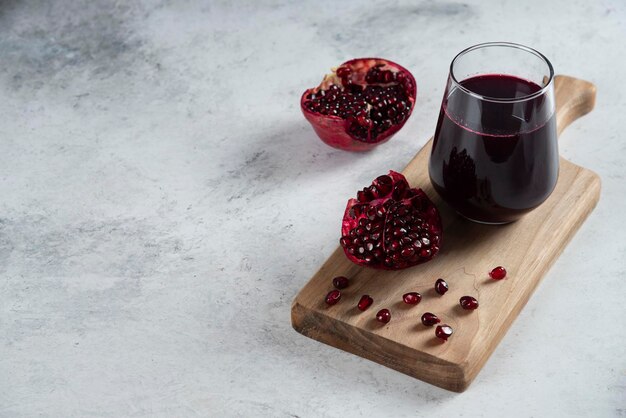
429;74;558;223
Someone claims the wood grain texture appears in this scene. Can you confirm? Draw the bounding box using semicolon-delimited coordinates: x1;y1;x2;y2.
291;75;600;392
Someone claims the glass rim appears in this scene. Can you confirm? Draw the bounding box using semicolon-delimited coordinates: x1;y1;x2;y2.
450;42;555;103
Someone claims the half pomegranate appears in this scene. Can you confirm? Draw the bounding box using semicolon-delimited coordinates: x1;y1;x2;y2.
301;58;417;151
340;171;442;269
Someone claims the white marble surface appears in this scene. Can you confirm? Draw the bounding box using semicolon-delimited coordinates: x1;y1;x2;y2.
1;1;625;416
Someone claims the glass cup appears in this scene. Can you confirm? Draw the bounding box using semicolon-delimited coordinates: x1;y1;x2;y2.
428;42;557;224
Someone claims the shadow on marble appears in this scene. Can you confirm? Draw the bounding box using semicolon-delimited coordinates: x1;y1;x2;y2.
275;325;459;404
235;121;372;186
253;290;459;405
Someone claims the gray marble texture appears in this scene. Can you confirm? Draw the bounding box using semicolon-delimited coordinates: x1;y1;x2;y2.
1;0;625;417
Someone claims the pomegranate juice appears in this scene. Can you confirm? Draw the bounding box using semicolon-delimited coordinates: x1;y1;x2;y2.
429;74;558;223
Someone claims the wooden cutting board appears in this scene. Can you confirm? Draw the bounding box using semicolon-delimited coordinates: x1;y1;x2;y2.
291;75;599;392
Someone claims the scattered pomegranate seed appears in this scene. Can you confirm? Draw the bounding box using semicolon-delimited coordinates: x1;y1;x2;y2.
325;290;341;305
332;276;350;289
421;312;440;326
460;296;479;310
376;308;391;323
435;278;448;295
489;266;507;280
402;292;422;305
435;324;453;341
357;295;373;311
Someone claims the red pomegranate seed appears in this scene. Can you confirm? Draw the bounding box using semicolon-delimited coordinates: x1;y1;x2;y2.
376;308;391;323
402;292;422;305
357;295;373;311
421;312;440;326
435;324;453;341
489;266;507;280
460;296;479;310
325;290;341;305
332;276;350;289
435;278;448;295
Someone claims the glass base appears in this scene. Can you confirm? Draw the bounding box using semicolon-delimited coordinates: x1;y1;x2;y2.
458;212;514;225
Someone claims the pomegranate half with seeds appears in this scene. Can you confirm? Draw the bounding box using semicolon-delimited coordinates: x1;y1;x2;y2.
340;171;442;269
301;58;417;151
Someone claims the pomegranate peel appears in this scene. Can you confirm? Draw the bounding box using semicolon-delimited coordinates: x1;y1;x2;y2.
301;58;417;151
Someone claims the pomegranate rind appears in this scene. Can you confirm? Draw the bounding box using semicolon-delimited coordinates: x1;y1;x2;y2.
340;170;442;270
301;58;417;152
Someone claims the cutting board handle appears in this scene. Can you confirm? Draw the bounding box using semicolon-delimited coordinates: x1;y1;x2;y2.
554;75;596;137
